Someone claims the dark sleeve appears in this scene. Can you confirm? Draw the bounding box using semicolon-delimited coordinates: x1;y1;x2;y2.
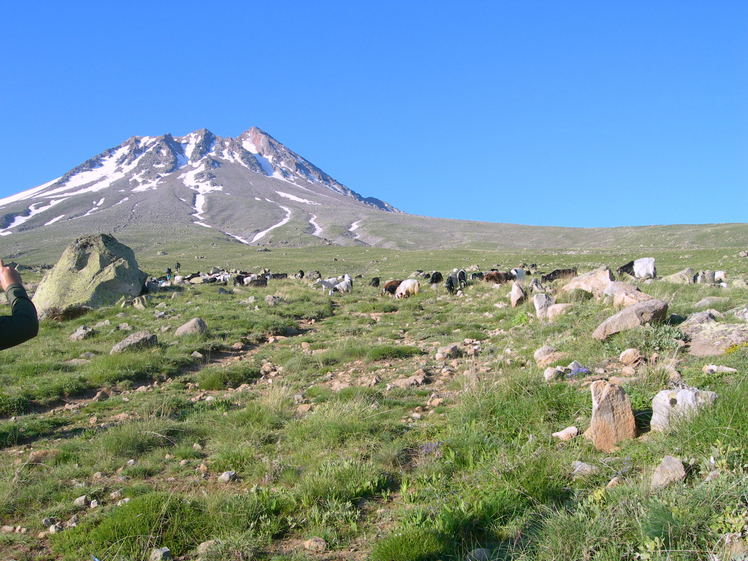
0;284;39;350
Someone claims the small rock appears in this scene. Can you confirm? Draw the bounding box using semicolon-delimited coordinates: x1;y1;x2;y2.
606;476;622;488
0;525;14;534
110;331;157;354
546;303;573;322
651;455;686;489
175;318;208;337
90;499;99;508
543;366;566;382
435;343;462;360
571;461;599;478
304;537;327;552
695;296;729;309
197;540;220;555
149;547;172;561
48;522;64;534
69;326;95;341
217;471;237;483
73;495;89;508
191;351;204;359
619;348;642;366
592;299;668;341
534;345;567;368
702;364;737;374
533;293;554;319
552;426;578;441
93;390;109;402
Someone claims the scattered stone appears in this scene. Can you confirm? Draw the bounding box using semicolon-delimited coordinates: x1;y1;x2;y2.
27;449;60;465
69;326;95;341
191;351;204;359
435;343;462;360
651;455;686;489
217;471;237;483
702;364;737;374
132;295;149;310
90;499;99;508
73;495;89;508
650;388;718;432
0;525;13;533
661;268;696;284
197;540;220;555
571;461;599;478
546;303;573;322
296;403;313;414
592;299;668;341
304;537;327;552
586;381;637;452
543;366;566;382
110;331;157;354
93;390;109;402
175;318;207;337
695;296;729;309
265;295;284;306
392;370;429;388
619;348;642;366
604;282;653;308
149;547;172;561
48;522;64;534
561;267;614;298
509;281;526;307
731;306;748;321
606;476;622;489
533;293;554;319
552;426;578;441
534;345;568;368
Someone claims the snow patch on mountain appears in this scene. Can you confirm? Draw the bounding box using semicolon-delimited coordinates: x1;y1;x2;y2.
180;163;223;227
251;205;292;243
83;197;106;217
254;154;274;176
0;199;67;235
44;214;66;226
276;191;320;205
349;219;363;240
309;214;323;237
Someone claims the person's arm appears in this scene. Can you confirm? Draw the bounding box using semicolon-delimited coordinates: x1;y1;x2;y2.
0;261;39;350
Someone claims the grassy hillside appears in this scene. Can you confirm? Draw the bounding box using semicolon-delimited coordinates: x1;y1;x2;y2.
0;247;747;560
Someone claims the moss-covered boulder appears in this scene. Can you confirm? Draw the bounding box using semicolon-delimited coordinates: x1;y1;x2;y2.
33;234;146;318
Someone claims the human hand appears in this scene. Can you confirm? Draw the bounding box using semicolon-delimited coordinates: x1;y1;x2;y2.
0;259;23;292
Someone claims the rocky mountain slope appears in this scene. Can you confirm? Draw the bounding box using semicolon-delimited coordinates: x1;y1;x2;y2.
0;127;398;249
0;127;746;260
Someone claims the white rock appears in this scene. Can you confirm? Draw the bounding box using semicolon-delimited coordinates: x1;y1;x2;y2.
650;388;717;432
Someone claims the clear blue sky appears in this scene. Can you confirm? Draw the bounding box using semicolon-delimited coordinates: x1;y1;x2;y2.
1;1;745;227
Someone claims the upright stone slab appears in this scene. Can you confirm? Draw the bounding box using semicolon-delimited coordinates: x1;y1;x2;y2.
533;293;554;319
587;381;637;452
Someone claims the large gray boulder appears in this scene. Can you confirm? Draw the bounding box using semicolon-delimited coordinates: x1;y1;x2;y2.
33;234;146;319
679;310;748;356
592;299;668;341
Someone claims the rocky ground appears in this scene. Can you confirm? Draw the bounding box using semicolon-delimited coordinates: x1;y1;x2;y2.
1;246;747;561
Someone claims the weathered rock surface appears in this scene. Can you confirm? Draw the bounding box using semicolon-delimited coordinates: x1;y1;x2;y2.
33;234;146;319
604;282;654;308
695;296;729;309
534;345;567;368
510;282;526;307
546;303;573;322
533;293;554;319
571;461;599;478
110;331;158;354
679;311;748;356
586;381;637;452
69;326;95;341
552;426;578;441
651;387;717;431
561;267;614;298
175;318;208;337
592;299;668;341
651;455;686;489
661;268;695;284
619;348;642;366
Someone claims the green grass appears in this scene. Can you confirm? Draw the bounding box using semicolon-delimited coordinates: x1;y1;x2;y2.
0;245;746;560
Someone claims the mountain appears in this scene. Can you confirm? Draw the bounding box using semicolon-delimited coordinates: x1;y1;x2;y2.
0;127;747;261
0;126;398;247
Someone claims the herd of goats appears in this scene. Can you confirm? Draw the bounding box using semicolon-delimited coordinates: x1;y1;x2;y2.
151;262;591;298
148;256;719;300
